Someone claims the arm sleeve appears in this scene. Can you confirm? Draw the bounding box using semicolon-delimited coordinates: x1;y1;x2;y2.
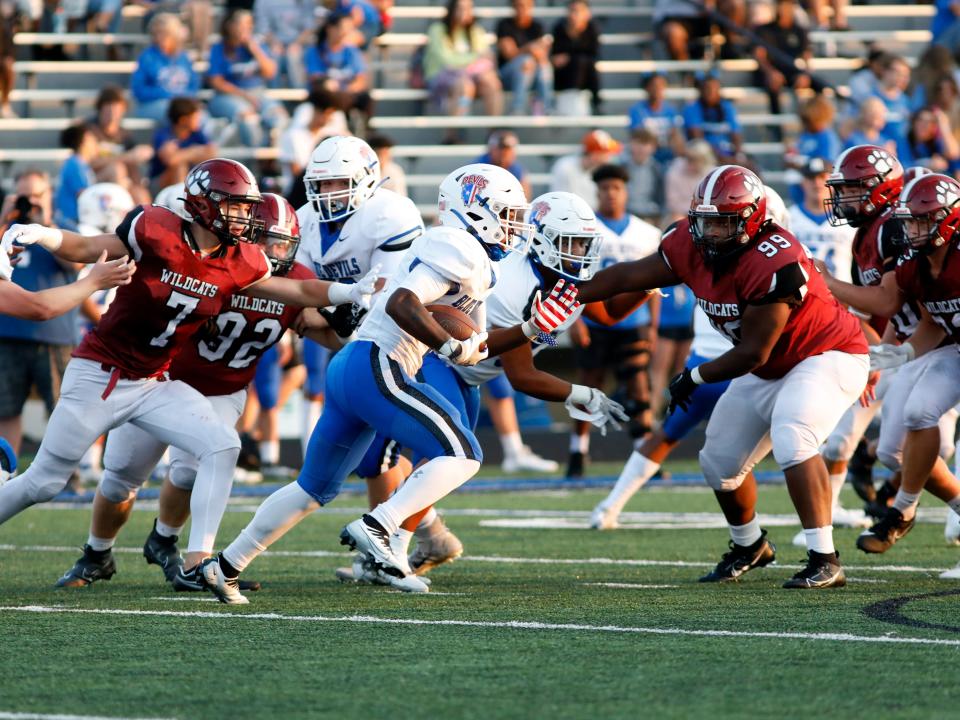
207;44;226;79
115;206;147;262
397;261;455;305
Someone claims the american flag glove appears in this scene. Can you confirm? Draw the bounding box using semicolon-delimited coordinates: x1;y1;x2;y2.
521;279;580;345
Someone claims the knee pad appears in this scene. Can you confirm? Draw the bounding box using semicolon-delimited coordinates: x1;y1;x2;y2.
196;426;241;458
771;423;820;470
168;461;197;491
699;448;747;492
98;469;140;504
24;451;76;503
876;443;903;472
822;432;856;464
903;398;941;432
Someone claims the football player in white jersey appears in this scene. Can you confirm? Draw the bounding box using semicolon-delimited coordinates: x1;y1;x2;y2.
199;164;580;602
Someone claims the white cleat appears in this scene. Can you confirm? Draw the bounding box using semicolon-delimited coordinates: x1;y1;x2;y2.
501;447;559;474
945;510;960;546
199;556;249;605
792;529;807;548
340;515;408;579
590;504;619;530
336;555;431;590
940;560;960;580
831;505;872;528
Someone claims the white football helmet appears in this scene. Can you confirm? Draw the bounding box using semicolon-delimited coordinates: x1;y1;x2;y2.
154;183;192;220
764;185;790;230
437;163;531;260
77;183;134;236
526;192;602;281
303;135;381;221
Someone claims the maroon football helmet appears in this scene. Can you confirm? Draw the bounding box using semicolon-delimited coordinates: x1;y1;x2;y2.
183;158;262;244
253;193;301;276
893;173;960;253
824;145;903;228
688;165;767;264
903;166;933;185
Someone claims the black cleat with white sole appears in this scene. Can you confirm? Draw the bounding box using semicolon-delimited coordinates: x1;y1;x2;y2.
783;550;846;589
856;506;915;554
142;519;183;583
55;545;117;588
698;530;776;583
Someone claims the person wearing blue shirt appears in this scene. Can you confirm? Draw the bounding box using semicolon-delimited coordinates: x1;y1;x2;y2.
55;125;97;231
842;97;898;155
305;12;373;121
932;0;960;47
627;72;684;164
898;106;960;174
473;130;531;198
683;72;744;164
207;9;288;149
131;14;200;122
335;0;382;48
868;55;912;148
149;97;217;189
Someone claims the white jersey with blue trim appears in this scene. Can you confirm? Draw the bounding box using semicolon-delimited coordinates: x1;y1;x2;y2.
787;203;855;283
453;251;583;386
295;187;424;283
357;226;497;378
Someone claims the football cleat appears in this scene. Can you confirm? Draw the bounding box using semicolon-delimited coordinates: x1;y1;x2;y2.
856;507;915;554
340;515;407;578
945;511;960;546
783;551;846;589
865;480;898;519
848;439;877;503
502;447;559;474
408;516;463;575
198;555;249;605
566;451;587;478
939;560;960;579
337;555;431;591
172;564;204;592
143;519;183;583
589;503;619;530
55;545;117;588
698;530;776;583
831;505;872;528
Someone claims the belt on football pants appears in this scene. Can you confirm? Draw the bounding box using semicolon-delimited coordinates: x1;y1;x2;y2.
100;364;168;400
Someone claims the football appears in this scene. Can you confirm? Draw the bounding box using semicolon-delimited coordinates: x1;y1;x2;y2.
426;304;480;341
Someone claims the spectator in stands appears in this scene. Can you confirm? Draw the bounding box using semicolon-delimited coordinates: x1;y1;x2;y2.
567;163;661;477
368;133;408;197
278;86;348;204
900;107;960;173
654;0;711;61
785;93;841;204
496;0;552;116
649;282;694;419
843;97;897;153
0;169;78;455
622;128;662;224
869;54;912;149
149;96;217;191
550;0;600;115
550;129;621;209
663;138;715;223
848;49;890;110
909;44;957;111
930;75;960;144
86;0;123;39
0;0;23;118
54;125;98;231
627;72;684;165
87;85;154;205
254;0;319;89
305;11;374;126
207;9;288;149
131;13;200;122
335;0;382;48
423;0;503;138
932;0;960;51
806;0;848;31
753;0;824;117
683;70;746;165
475;130;532;199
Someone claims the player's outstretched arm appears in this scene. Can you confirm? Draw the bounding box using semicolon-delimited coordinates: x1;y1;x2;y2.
581;290;652;326
247;265;381;310
698;302;791;383
1;224;128;264
577;253;679;305
816;259;904;319
0;250;135;321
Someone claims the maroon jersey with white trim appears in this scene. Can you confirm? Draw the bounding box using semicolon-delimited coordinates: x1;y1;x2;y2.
170;262;313;395
895;246;960;345
73;205;271;377
659;219;867;379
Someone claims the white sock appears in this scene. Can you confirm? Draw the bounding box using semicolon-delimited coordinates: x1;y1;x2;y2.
569;433;589;454
416;506;438;530
186;447;240;555
804;526;835;555
892;489;922;520
87;534;114;551
729;516;762;547
393;527;414;556
370;457;480;535
302;400;322;459
260;440;280;466
947;494;960;516
500;432;524;460
155;519;183;538
829;472;845;509
600;451;660;515
223;481;320;573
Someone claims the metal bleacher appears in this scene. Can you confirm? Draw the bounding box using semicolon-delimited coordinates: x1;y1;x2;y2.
0;1;938;213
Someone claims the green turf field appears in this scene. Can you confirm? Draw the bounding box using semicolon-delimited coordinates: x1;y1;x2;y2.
1;483;958;720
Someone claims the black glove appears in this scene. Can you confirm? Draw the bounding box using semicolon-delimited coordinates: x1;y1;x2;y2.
667;368;698;415
319;303;367;338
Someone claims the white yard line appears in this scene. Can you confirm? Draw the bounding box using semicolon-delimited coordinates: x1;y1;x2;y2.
0;712;177;720
0;544;949;574
0;605;958;648
583;583;679;589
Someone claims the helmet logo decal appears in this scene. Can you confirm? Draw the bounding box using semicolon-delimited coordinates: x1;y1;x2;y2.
531;200;551;229
936;179;959;208
866;150;894;175
186;168;210;196
460;174;489;206
742;172;762;200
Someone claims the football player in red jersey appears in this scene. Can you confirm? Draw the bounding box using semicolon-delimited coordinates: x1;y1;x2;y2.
816;173;960;557
0;161;377;571
579;164;869;589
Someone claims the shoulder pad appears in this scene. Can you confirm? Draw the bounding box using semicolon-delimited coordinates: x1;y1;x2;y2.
364;189;425;252
414;226;487;282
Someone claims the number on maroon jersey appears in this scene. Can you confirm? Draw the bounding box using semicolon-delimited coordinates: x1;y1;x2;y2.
150;291;201;348
197;313;284;369
756;235;792;258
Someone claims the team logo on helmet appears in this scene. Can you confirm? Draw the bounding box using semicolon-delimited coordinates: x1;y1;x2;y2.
460;174;488;206
742;172;762;201
530;200;551;228
186;167;210;196
866;149;894;175
936;179;959;208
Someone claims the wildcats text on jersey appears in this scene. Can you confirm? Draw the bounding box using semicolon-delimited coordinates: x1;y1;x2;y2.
924;298;960;314
698;299;740;317
159;268;219;298
230;294;286;316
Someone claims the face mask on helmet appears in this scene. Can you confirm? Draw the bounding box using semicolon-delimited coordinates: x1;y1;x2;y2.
216;198;260;244
892;202;952;255
306;176;361;222
824;178;879;227
689;209;752;264
531;227;602;280
258;227;300;275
